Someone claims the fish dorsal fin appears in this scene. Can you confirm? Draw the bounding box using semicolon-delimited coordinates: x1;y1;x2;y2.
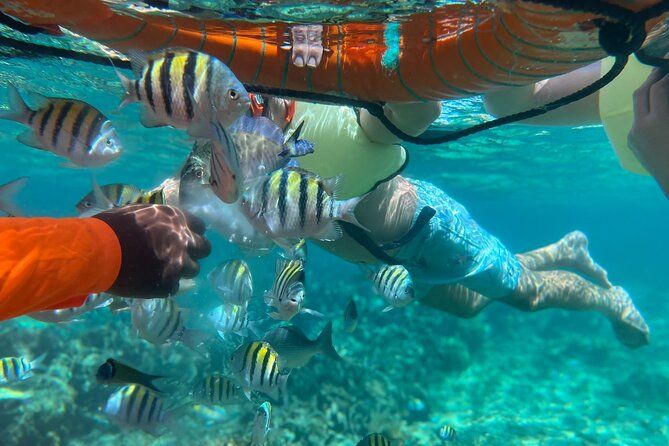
322;175;343;200
24;90;50;110
283;120;305;148
275;258;288;276
127;50;149;77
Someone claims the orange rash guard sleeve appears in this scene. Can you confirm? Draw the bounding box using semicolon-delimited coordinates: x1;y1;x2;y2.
0;217;122;321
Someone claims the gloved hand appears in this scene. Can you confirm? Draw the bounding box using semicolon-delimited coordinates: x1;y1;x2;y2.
94;204;210;297
629;68;669;198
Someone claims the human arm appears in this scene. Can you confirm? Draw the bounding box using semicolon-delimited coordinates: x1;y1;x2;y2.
0;204;210;321
628;69;669;197
483;62;602;126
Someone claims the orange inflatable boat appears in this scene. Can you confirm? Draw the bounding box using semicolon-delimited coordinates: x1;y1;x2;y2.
0;0;666;102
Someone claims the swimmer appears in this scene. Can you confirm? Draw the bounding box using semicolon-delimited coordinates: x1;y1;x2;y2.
249;95;649;348
0;204;210;321
484;59;669;198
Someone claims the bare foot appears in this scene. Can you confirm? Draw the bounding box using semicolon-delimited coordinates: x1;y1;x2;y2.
560;231;613;288
607;286;650;349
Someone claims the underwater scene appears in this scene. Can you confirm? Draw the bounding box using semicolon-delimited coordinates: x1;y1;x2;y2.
0;1;668;445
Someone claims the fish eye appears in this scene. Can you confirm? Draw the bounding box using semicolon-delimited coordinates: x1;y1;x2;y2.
84;200;92;208
105;138;112;147
196;170;203;179
228;89;239;101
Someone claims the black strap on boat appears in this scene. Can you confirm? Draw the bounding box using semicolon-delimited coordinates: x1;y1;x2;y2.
1;0;669;147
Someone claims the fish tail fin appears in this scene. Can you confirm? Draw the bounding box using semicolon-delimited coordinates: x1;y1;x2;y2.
30;353;47;370
0;176;28;216
316;321;342;362
277;372;290;405
180;329;211;357
116;70;138;110
0;84;32;124
338;194;370;232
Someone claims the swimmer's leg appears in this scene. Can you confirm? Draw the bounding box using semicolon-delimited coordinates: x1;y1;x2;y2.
419;284;492;318
517;231;612;288
502;268;649;348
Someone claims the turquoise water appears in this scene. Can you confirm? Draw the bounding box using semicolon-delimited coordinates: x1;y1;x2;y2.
1;8;669;446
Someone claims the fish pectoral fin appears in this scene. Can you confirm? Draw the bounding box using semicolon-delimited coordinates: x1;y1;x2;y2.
139;108;166;128
382;306;395;313
16;130;45;150
314;221;343;242
300;308;323;318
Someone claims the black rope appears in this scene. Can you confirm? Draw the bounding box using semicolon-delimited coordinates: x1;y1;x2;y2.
1;0;669;146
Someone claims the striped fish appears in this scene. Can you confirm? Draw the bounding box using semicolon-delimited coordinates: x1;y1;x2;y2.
76;181;166;216
370;265;415;312
130;298;208;354
0;354;45;383
229;341;290;401
208;118;243;204
240;168;368;242
118;49;249;133
208;259;254;307
0;84;122;167
195;374;241;406
356;433;391;446
207;304;254;339
437;425;457;442
250;401;272;446
28;293;111;323
264;258;321;321
103;384;168;435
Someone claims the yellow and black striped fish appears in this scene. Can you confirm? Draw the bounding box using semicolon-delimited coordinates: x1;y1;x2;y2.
118;49;250;133
76;183;165;215
263;258;321;321
196;374;241;406
437;425;457;442
356;433;392;446
103;384;167;434
371;264;415;312
241;168;368;242
0;354;45;383
208;259;254;307
229;341;289;401
0;84;122;167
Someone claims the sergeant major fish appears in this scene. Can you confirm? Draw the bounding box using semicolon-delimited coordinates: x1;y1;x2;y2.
0;84;122;167
229;341;289;401
130;298;208;355
437;425;457;443
207;304;258;340
262;321;342;369
195;374;242;406
103;384;168;435
117;49;250;133
370;264;415;312
208;259;253;307
240;168;368;242
0;354;45;383
75;182;164;215
356;433;391;446
250;401;272;446
264;258;321;321
96;358;164;393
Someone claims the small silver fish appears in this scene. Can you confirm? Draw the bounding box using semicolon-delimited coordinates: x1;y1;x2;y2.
262;321;341;369
0;84;122;167
207;304;256;339
264;259;321;321
195;374;242;406
229;341;289;401
0;354;45;383
130;298;208;354
437;425;456;442
250;401;272;446
370;265;415;312
0;177;28;216
208;259;254;307
28;293;111;323
103;384;168;435
343;297;358;333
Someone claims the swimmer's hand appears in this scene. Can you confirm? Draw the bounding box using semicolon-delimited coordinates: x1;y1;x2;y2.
94;205;211;297
629;68;669;198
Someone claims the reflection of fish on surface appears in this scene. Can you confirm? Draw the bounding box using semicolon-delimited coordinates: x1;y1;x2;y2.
0;84;122;167
28;293;111;323
96;358;165;393
262;321;342;369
